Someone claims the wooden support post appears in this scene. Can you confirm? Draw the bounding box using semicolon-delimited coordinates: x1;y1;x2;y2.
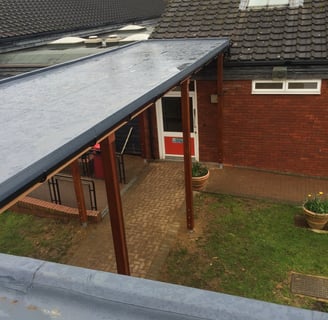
181;78;194;231
101;134;130;275
70;159;88;227
149;104;159;159
139;106;152;160
217;54;224;163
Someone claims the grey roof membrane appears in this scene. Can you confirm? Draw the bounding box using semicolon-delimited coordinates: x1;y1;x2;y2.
0;38;229;208
0;253;327;320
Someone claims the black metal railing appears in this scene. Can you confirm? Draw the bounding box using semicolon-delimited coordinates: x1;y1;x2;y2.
60;151;94;178
48;176;61;204
48;174;97;210
79;152;94;178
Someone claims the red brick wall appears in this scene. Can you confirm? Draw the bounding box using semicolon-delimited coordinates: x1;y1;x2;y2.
196;80;220;162
196;79;328;177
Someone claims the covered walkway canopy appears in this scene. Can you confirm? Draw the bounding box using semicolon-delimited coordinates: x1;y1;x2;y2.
0;38;229;210
0;38;229;275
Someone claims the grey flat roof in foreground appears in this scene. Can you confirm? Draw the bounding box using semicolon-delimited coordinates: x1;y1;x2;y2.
0;253;327;320
0;38;229;209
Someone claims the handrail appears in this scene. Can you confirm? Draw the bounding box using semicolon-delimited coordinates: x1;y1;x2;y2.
47;174;97;210
117;126;133;155
116;126;133;184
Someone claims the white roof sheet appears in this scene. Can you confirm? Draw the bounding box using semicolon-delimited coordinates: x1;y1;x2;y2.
119;33;150;42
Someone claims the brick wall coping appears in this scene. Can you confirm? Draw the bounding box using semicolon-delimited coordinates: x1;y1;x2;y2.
12;196;101;223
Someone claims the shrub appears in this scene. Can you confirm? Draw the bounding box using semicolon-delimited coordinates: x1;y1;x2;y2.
192;162;208;177
304;192;328;214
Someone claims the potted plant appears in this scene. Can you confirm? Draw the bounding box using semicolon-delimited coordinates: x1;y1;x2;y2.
191;162;209;191
303;192;328;230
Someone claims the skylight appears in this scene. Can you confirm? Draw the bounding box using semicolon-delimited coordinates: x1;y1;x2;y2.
249;0;288;6
239;0;303;10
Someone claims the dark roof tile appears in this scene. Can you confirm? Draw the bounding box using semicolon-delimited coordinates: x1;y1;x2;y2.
244;34;257;42
312;23;327;32
285;54;297;60
312;51;327;59
151;0;328;63
253;53;268;60
284;46;297;53
1;0;166;42
299;38;313;46
298;25;313;33
312;36;326;44
297;51;312;59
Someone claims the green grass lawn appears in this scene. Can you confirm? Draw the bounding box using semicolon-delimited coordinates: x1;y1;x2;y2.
158;193;328;312
0;211;80;262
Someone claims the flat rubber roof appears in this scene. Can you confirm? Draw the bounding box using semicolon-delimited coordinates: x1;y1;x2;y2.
0;38;229;208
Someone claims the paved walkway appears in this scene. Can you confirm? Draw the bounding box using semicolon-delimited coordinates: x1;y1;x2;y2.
63;161;328;279
65;161;186;279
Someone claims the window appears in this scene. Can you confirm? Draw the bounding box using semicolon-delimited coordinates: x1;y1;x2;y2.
287;82;318;90
239;0;303;10
252;80;321;94
162;97;193;132
255;82;283;90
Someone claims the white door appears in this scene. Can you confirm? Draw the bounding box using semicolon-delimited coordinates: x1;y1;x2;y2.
156;90;199;160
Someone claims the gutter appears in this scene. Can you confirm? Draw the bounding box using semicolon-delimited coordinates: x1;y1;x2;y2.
224;59;328;67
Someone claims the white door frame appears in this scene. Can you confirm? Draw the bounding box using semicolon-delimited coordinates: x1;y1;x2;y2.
155;86;199;160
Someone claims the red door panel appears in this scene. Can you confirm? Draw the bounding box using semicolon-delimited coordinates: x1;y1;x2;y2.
164;136;195;156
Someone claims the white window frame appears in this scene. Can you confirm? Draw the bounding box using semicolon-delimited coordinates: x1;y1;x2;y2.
252;80;321;94
239;0;303;10
248;0;288;7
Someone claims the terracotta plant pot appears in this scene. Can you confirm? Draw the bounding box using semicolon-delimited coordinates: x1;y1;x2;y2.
303;206;328;230
192;170;210;191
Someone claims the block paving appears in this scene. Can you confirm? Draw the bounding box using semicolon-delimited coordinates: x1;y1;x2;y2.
65;161;186;278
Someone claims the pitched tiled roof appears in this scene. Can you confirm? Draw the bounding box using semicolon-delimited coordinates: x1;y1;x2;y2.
0;0;166;42
151;0;328;63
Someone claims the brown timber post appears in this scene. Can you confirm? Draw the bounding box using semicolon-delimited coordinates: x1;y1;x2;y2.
101;134;130;275
217;54;224;163
181;78;194;230
139;106;152;160
70;159;88;226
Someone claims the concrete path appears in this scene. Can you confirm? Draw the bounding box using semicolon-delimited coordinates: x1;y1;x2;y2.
206;165;328;203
